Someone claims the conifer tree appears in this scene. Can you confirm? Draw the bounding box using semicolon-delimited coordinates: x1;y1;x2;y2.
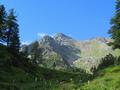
109;0;120;49
6;9;20;52
0;5;6;43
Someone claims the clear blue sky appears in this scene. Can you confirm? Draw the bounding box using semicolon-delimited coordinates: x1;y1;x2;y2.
1;0;116;43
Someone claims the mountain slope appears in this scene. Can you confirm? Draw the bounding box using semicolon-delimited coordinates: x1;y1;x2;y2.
73;38;120;72
22;33;81;70
22;33;120;71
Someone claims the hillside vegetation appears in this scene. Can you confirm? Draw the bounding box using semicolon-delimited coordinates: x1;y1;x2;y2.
79;66;120;90
0;44;92;90
1;44;120;90
1;58;119;90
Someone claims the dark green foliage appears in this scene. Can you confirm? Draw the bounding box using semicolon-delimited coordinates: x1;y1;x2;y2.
98;54;115;69
0;5;6;43
109;0;120;49
0;4;20;53
0;44;11;67
0;44;32;70
6;9;20;52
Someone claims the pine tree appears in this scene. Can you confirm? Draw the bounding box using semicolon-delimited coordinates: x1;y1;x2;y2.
6;9;20;52
109;0;120;49
0;5;6;43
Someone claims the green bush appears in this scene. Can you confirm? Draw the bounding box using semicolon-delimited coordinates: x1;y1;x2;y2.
98;54;115;69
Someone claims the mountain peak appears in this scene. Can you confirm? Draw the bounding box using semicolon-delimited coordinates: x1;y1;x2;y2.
54;33;66;36
38;35;55;45
53;33;72;40
42;35;53;40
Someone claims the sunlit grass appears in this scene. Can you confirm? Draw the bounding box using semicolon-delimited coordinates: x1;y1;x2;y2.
79;66;120;90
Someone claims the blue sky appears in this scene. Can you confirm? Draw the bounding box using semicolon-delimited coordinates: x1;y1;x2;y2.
1;0;116;44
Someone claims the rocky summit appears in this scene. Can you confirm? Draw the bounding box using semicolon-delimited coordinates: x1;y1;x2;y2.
22;33;120;72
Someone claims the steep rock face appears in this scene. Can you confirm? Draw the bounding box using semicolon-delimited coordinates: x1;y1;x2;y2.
53;33;81;64
21;33;120;71
22;33;81;69
53;33;73;45
36;36;68;69
38;34;81;67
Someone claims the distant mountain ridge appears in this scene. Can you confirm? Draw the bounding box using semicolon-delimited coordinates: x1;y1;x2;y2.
21;33;120;72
